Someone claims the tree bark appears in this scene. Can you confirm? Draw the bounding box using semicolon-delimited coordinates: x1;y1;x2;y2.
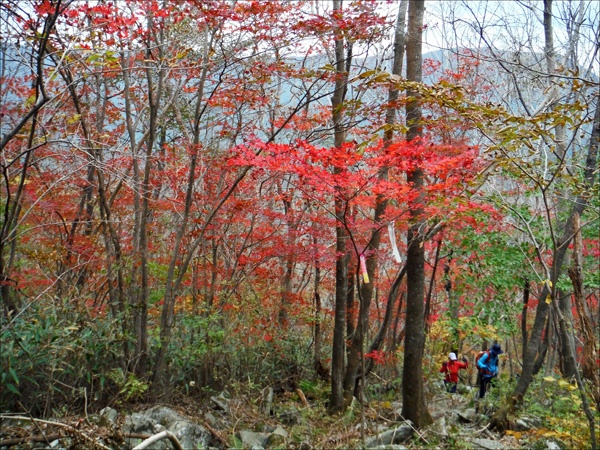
424;239;443;334
329;0;351;414
521;280;530;363
569;212;600;411
313;234;325;375
557;290;577;378
401;0;432;429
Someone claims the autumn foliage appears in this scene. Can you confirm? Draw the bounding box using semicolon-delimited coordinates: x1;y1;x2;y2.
1;1;598;430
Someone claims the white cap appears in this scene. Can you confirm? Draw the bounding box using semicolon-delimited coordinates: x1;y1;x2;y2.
449;352;457;361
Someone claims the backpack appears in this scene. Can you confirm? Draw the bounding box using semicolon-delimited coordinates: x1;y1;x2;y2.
475;350;490;373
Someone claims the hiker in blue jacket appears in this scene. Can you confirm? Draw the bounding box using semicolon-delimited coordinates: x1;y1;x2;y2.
477;343;503;398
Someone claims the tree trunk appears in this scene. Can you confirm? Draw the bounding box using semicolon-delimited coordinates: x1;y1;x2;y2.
424;240;443;334
557;290;577;378
313;234;325;376
544;311;557;376
363;266;407;379
532;316;549;376
552;287;597;449
401;0;432;429
521;280;530;363
329;0;351;414
569;212;600;411
342;0;407;402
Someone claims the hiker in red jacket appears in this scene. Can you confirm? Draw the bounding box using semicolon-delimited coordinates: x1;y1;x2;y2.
440;352;468;393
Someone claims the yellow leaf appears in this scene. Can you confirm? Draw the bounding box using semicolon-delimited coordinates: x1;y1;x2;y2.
320;64;335;72
67;114;81;124
9;176;30;185
505;430;521;439
543;376;556;382
513;431;522;440
558;380;570;388
373;73;390;83
357;69;379;79
545;294;552;304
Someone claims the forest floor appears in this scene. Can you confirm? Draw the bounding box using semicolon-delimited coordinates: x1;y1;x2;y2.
0;379;587;449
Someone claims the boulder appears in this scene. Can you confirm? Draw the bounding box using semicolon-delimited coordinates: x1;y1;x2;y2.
237;429;269;448
123;406;211;450
364;421;413;448
514;415;543;431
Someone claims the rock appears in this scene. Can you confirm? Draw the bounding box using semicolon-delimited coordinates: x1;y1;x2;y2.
264;424;288;447
238;430;269;448
471;437;507;449
265;432;286;448
366;423;389;433
99;406;118;425
210;392;230;411
277;407;301;425
364;421;413;447
204;411;219;427
123;406;211;450
270;425;288;439
544;439;564;450
426;416;448;439
514;415;543;431
457;408;478;423
125;412;155;434
145;405;180;426
514;419;530;431
263;386;274;416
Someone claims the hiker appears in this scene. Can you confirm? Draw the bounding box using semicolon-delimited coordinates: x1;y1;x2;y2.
476;343;503;398
440;352;468;393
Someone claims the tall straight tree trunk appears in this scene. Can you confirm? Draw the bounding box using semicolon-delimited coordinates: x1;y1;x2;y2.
342;0;407;402
329;0;351;414
541;0;577;380
401;0;432;429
